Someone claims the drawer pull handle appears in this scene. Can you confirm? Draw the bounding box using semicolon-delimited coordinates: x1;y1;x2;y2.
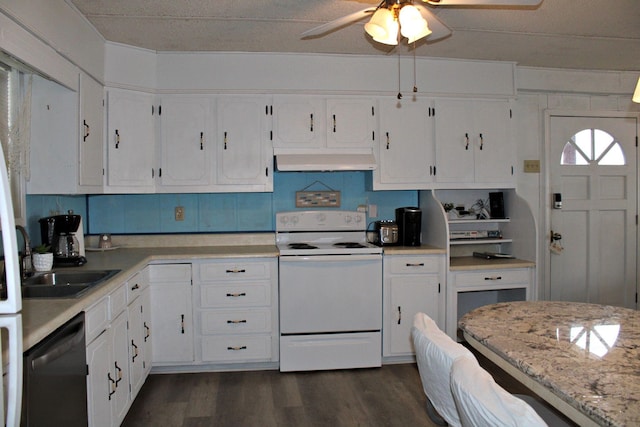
131;283;140;290
131;340;139;362
397;306;402;325
181;314;185;334
406;263;425;267
227;319;247;324
484;276;502;281
226;292;247;298
144;322;150;341
227;345;247;351
226;269;246;274
114;362;123;386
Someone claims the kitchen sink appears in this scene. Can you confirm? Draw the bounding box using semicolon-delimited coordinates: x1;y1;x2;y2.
22;269;121;298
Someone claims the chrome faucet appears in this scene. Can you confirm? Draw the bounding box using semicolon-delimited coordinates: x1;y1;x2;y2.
15;225;33;280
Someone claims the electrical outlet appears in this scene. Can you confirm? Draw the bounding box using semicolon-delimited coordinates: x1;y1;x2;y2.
175;206;185;221
524;159;540;173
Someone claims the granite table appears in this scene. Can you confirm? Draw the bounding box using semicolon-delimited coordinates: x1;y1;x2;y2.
459;301;640;427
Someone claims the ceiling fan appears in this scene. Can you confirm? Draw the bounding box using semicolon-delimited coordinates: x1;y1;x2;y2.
302;0;543;46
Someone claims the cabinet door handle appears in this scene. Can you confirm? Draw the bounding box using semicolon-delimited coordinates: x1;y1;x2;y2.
107;372;116;399
226;292;247;298
405;263;425;267
479;133;484;150
131;339;139;362
115;129;120;149
386;132;390;150
200;132;204;150
225;269;246;274
181;314;185;334
332;114;336;132
131;283;140;291
83;120;90;142
227;319;247;324
484;276;502;281
224;131;228;150
310;113;314;132
144;322;150;342
397;306;402;325
114;362;123;386
465;133;469;150
227;346;247;351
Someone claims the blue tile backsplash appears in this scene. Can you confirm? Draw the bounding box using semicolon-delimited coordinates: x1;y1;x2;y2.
26;171;417;244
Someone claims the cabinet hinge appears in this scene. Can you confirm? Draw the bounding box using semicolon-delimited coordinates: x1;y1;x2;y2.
152;168;155;178
151;105;154;115
265;167;269;177
511;166;514;175
158;105;162;116
636;292;638;304
371;106;375;116
509;109;513;119
636;136;638;147
159;168;162;178
270;130;273;141
438;283;441;293
265;105;272;115
372;130;375;141
86;364;89;376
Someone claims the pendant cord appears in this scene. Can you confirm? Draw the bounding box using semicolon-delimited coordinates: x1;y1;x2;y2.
413;43;418;93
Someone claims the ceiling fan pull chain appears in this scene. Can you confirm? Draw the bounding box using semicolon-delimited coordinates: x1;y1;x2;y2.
397;50;402;100
413;43;418;93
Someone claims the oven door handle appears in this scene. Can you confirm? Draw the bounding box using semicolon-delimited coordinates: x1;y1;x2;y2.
279;254;381;262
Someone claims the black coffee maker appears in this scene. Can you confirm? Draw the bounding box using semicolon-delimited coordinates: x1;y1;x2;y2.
395;207;422;247
39;211;87;267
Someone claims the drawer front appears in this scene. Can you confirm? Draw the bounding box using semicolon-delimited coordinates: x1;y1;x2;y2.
85;297;109;343
197;261;271;282
199;309;271;334
126;270;148;303
454;269;530;287
199;284;271;308
201;335;272;362
148;264;191;283
387;256;441;274
110;284;128;318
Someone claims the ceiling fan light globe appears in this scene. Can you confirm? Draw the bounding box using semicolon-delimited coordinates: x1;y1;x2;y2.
399;5;431;42
404;21;432;43
633;76;640;103
365;8;399;45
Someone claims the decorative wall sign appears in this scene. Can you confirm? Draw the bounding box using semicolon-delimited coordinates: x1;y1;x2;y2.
295;180;341;207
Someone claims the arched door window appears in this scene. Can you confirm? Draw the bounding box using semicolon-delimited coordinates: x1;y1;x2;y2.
561;128;625;165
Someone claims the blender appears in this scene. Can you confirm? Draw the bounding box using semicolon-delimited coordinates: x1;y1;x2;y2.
39;210;87;267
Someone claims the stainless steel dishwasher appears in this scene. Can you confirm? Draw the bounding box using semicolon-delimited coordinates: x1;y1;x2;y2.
22;312;87;427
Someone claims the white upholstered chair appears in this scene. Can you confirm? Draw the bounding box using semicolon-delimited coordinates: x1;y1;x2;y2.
411;312;476;427
450;356;548;427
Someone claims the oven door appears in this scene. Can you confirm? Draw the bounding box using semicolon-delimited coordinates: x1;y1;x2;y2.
279;254;382;334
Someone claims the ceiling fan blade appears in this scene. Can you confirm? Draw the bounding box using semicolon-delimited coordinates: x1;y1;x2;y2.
415;5;452;42
424;0;542;5
301;8;377;38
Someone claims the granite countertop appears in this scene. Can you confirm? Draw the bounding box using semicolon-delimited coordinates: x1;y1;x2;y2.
459;301;640;427
21;243;278;352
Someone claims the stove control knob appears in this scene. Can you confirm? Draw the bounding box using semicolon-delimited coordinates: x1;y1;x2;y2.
316;213;326;223
344;214;352;223
280;215;289;225
291;215;299;224
354;214;363;223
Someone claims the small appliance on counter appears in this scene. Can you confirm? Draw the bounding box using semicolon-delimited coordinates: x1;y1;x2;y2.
395;207;422;246
39;210;87;267
371;220;399;246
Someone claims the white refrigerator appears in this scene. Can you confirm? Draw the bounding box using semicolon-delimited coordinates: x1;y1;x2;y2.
0;141;23;427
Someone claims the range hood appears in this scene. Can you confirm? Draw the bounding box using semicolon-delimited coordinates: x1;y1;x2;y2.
275;152;377;172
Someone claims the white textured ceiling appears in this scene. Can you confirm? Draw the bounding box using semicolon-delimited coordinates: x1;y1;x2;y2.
68;0;640;71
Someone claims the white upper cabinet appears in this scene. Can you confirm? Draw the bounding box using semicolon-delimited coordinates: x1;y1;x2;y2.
79;73;104;190
158;95;213;189
374;98;435;189
272;96;325;149
326;97;376;149
105;88;156;192
272;96;375;151
434;99;514;187
28;73;104;194
216;95;273;191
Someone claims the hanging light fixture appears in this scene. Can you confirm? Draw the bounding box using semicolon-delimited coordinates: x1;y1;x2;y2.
633;76;640;103
365;1;431;46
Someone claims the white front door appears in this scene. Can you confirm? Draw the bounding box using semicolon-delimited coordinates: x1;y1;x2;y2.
547;113;637;308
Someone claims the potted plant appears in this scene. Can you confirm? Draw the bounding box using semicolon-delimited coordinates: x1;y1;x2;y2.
32;244;53;272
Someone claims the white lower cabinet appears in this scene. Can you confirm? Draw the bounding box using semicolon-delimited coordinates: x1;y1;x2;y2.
194;258;279;365
85;269;152;427
383;253;445;359
149;263;194;364
447;267;532;339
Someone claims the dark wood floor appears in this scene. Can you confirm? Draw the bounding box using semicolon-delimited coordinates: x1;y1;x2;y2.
122;349;566;427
